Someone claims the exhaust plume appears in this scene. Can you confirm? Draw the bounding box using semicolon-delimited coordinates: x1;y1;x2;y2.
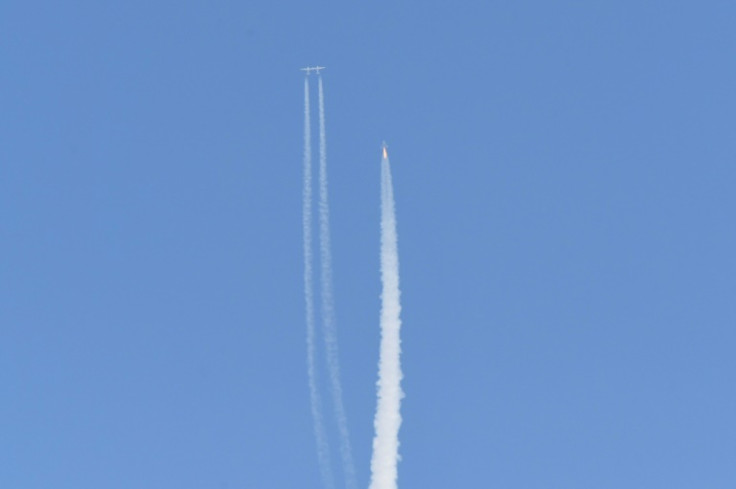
369;148;404;489
317;75;358;489
303;76;335;489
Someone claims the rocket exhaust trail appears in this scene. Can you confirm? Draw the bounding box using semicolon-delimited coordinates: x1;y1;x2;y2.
369;148;404;489
303;76;335;489
317;76;358;489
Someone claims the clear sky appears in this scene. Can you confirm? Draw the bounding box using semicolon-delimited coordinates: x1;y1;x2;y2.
2;1;735;488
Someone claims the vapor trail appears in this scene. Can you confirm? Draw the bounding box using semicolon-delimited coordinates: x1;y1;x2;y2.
317;75;358;489
303;76;335;489
369;148;403;489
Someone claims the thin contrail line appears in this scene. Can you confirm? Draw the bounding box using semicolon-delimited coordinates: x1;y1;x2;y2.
303;76;335;489
369;149;404;489
317;75;358;489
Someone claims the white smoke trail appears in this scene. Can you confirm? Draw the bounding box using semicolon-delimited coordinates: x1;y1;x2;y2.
317;75;358;489
303;76;335;489
369;149;404;489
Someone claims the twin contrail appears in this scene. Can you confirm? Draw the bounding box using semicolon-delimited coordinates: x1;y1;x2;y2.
303;76;334;489
369;148;404;489
302;72;357;489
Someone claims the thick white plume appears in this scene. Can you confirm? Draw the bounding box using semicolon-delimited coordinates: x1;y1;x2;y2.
369;151;404;489
303;76;335;489
317;76;358;489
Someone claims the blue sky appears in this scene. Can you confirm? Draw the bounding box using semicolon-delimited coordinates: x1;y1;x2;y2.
2;1;735;488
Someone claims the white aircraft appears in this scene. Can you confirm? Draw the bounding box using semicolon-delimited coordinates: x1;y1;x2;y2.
301;66;325;75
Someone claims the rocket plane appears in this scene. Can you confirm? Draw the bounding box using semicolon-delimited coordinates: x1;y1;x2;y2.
382;141;388;159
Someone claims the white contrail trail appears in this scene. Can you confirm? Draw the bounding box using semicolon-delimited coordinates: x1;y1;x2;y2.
317;75;358;489
303;76;335;489
369;147;404;489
